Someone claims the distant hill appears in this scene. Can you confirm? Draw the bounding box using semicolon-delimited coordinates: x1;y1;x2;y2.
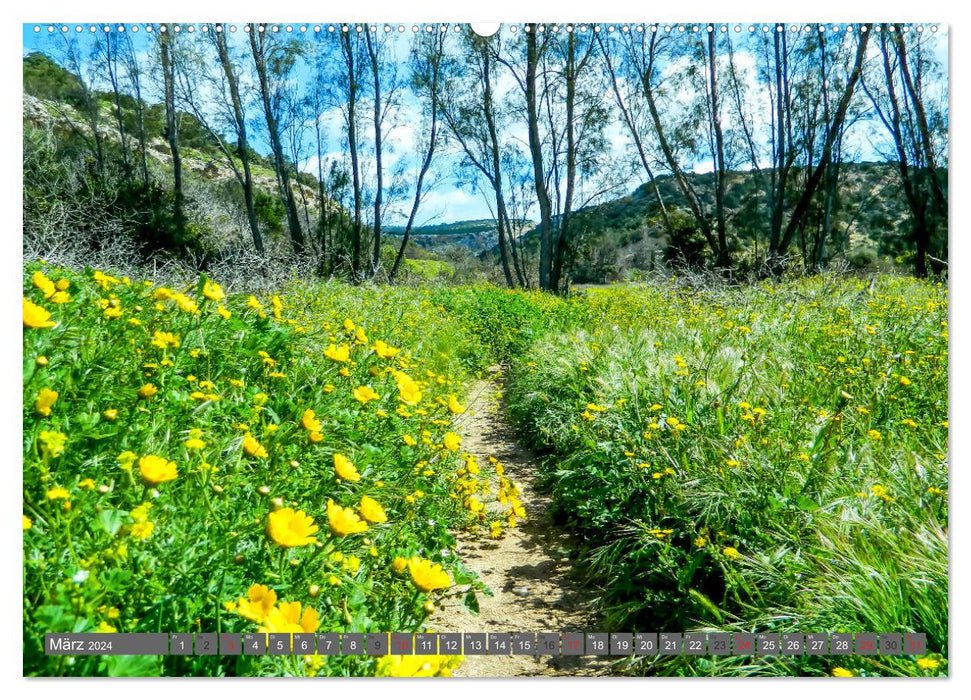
491;162;943;282
385;218;531;254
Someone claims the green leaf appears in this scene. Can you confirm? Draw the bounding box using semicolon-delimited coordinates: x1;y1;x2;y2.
96;509;127;536
463;589;480;615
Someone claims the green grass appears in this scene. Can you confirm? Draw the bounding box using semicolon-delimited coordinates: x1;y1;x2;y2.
23;265;948;677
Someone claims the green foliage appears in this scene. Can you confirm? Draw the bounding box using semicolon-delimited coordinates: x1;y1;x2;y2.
500;275;948;676
23;263;497;677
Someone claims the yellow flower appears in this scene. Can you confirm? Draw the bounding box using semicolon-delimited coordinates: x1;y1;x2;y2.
301;409;322;432
867;429;882;441
396;372;423;405
23;515;32;531
78;478;95;490
722;546;740;561
24;297;57;328
324;344;350;362
102;409;118;421
353;386;380;405
243;433;268;458
899;376;912;386
359;496;388;523
202;280;225;301
693;536;708;548
831;667;855;677
184;437;206;451
259;601;320;634
408;557;452;593
375;654;463;677
333;453;361;482
33;270;56;298
34;388;58;417
267;507;319;548
96;621;118;633
38;430;68;458
130;521;155;540
448;396;466;414
917;658;940;670
172;293;199;314
308;431;324;444
46;486;70;501
443;432;461;452
403;434;417;446
490;521;503;539
327;499;369;536
137;383;158;399
138;455;178;485
235;584;278;623
373;340;400;359
343;318;355;332
217;305;232;320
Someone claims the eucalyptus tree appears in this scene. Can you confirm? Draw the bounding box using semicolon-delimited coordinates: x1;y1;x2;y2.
248;23;306;254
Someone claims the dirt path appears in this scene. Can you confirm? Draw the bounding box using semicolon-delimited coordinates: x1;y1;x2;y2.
432;367;611;677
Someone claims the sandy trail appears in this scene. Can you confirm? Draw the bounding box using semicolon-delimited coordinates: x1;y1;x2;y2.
431;367;611;677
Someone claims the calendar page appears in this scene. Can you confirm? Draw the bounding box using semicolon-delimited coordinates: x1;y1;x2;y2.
21;19;948;680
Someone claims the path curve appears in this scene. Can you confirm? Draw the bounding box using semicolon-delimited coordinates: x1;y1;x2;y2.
432;367;610;677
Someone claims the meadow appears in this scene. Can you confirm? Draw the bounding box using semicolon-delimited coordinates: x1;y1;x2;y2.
22;263;948;677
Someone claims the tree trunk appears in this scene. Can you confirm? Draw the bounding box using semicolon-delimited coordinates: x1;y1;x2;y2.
249;25;305;255
526;26;554;290
159;26;186;247
776;31;870;256
707;30;730;269
215;29;263;254
365;31;384;276
341;31;363;278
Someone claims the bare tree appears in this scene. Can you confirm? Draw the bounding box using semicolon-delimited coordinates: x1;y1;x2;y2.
249;23;305;254
159;25;187;246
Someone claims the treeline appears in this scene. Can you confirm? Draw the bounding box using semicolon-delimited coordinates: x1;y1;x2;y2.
23;23;947;287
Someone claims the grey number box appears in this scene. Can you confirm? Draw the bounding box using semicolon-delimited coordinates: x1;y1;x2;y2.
513;633;536;655
708;633;730;655
538;634;559;655
195;633;217;655
367;633;389;656
340;633;364;655
807;633;828;655
758;633;779;656
244;633;266;655
831;633;852;655
170;633;192;656
293;633;315;655
267;633;290;655
220;633;242;655
684;633;706;655
464;633;487;655
659;633;682;655
781;633;804;655
635;633;657;655
316;633;339;655
880;634;902;656
855;633;878;656
391;633;413;655
586;633;609;656
415;633;438;654
439;633;462;654
489;633;511;655
904;633;927;656
561;633;584;656
610;633;633;656
733;634;755;655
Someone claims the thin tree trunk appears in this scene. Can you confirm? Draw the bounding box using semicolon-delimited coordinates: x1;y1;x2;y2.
526;25;554;290
159;26;186;247
341;31;363;278
708;30;730;269
215;29;263;254
365;31;384;275
249;25;305;254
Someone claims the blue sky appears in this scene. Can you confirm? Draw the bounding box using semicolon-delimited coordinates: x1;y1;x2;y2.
23;23;949;226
